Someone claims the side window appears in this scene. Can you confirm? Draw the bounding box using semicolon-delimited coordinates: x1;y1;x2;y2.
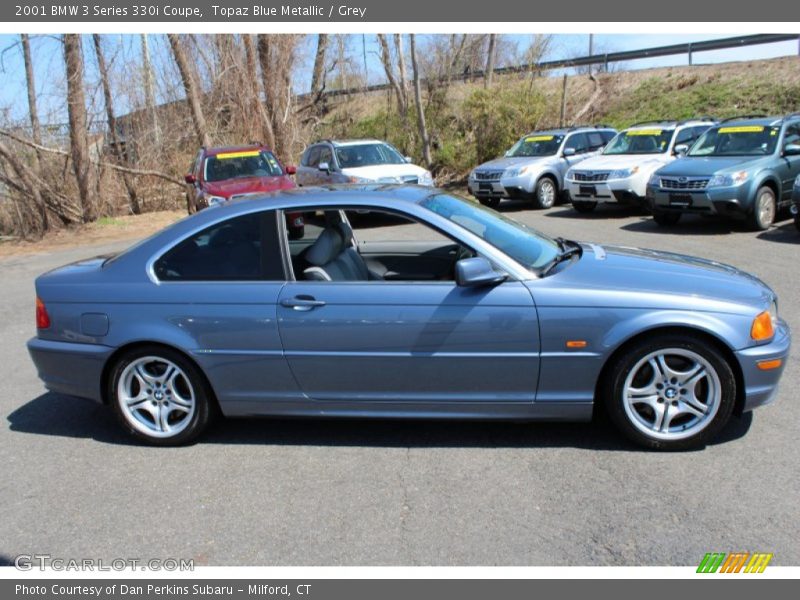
189;151;202;177
782;125;800;150
154;212;285;281
600;130;616;144
318;145;334;168
586;132;605;151
676;126;703;147
564;133;589;154
304;146;321;168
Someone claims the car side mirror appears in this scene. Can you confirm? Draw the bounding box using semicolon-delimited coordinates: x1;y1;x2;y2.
405;155;413;163
285;165;297;175
783;144;800;156
674;144;689;156
562;147;576;157
184;174;196;184
455;257;508;287
318;161;331;173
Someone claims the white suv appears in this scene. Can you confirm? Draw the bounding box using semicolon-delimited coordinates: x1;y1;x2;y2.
564;119;715;213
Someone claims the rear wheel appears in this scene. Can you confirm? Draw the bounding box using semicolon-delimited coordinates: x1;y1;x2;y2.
109;346;214;446
532;177;557;209
653;210;681;227
572;200;597;213
603;334;736;450
748;186;777;231
478;197;501;209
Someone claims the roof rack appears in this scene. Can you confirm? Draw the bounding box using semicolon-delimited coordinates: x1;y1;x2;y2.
676;116;716;126
719;114;768;123
628;119;673;128
567;124;614;131
782;112;800;121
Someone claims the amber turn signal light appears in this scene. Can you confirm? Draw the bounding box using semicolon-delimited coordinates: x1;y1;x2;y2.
566;340;587;349
756;359;783;371
750;311;774;341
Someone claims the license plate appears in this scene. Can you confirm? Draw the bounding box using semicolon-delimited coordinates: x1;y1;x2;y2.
669;193;693;207
579;185;597;196
479;183;494;191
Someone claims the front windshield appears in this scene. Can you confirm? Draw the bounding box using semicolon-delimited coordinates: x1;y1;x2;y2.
335;143;406;168
420;193;560;271
688;125;780;157
506;134;564;157
204;150;283;182
604;128;675;155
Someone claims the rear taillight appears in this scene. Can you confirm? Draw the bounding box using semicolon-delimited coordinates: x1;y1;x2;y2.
35;296;50;329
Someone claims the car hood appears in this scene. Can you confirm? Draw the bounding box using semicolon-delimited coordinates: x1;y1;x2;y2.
474;156;554;171
532;243;773;313
204;176;295;198
657;156;756;177
573;154;670;171
340;163;428;182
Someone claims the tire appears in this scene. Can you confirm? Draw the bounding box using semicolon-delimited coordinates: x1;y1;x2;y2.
748;186;777;231
109;345;215;446
478;197;501;209
572;200;597;214
602;334;736;450
652;210;681;227
186;193;196;215
532;177;558;209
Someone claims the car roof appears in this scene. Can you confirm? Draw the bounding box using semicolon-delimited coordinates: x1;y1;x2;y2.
203;145;270;157
624;119;714;131
716;117;786;128
522;126;613;137
313;139;392;147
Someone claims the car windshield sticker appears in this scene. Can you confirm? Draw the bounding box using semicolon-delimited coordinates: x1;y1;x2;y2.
216;150;261;160
525;135;554;142
627;129;662;136
718;126;765;134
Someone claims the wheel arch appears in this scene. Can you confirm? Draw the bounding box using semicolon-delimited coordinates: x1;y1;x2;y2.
594;325;746;417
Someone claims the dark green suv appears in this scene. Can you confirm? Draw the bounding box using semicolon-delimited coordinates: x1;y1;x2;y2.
646;113;800;230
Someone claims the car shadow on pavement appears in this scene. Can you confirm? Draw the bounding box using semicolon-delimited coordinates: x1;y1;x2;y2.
757;220;800;244
8;391;752;451
538;205;647;220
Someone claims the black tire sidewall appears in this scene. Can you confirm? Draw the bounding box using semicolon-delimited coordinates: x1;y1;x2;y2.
109;346;213;446
603;334;736;450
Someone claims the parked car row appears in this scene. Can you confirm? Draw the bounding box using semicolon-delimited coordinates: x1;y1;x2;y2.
468;113;800;232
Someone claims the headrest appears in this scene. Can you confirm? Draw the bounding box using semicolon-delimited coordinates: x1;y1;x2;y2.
305;228;343;266
337;221;354;248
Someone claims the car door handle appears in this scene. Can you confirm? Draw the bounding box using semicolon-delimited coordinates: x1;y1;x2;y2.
281;296;326;311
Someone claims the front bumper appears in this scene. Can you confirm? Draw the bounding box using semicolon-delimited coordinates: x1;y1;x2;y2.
468;174;534;200
27;337;113;403
646;183;752;217
735;319;791;412
566;176;646;205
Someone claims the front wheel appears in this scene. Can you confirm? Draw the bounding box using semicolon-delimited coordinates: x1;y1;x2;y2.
748;186;777;231
603;334;736;450
572;200;597;213
109;346;214;446
532;177;557;209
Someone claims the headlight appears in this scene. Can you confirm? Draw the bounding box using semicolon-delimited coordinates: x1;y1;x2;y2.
565;169;575;180
206;195;226;207
750;301;778;341
419;171;434;186
707;171;748;188
608;166;640;180
504;166;531;178
647;173;660;187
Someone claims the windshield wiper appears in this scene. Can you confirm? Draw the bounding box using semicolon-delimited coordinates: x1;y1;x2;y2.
540;238;582;276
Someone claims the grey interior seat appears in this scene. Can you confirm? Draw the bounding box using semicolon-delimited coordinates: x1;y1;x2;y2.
302;224;371;281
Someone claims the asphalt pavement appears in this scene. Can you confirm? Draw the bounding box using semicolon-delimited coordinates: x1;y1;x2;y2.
1;201;798;566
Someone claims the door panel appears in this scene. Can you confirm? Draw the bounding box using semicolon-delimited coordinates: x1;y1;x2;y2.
277;281;540;403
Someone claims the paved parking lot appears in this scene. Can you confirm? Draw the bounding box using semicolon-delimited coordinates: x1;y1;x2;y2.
1;201;798;566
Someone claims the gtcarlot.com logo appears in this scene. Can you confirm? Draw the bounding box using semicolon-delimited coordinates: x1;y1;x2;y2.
697;552;773;573
13;554;194;571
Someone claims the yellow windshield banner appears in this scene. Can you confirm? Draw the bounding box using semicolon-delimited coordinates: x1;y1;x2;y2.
718;126;765;134
216;150;260;160
525;135;554;142
627;129;662;136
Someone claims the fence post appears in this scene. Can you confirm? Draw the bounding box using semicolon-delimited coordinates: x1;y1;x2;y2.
688;43;693;66
559;74;568;127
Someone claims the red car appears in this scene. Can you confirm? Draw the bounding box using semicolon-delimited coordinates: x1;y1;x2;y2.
184;144;304;237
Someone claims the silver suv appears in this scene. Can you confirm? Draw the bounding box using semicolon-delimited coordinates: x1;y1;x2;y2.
468;125;617;209
296;139;434;187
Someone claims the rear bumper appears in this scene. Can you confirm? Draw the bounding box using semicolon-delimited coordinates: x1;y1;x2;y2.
27;337;112;403
735;319;791;412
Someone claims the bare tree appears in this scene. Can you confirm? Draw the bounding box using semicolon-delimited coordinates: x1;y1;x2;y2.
409;34;431;168
484;34;497;88
63;34;96;222
242;34;274;143
393;34;409;110
93;35;141;214
167;33;210;147
310;34;329;100
256;34;298;160
377;34;406;114
20;34;48;231
140;34;160;146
